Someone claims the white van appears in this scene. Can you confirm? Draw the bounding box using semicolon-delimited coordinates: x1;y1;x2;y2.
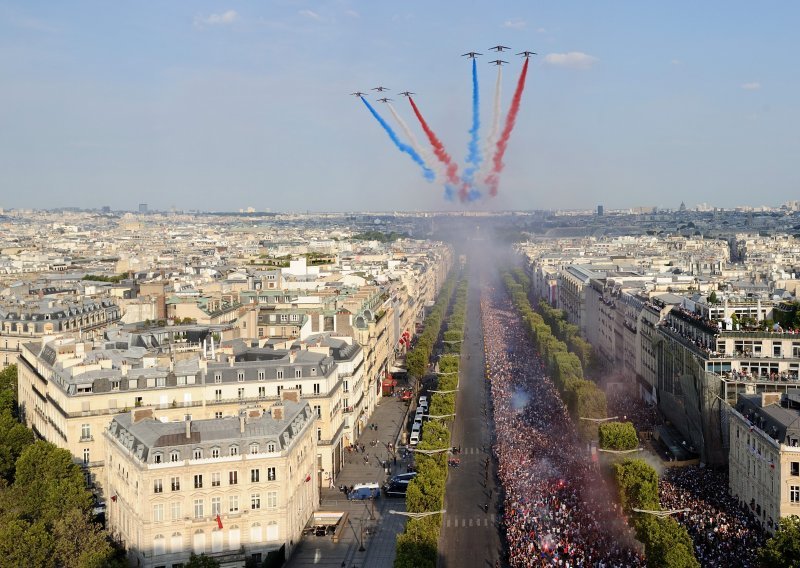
409;430;420;446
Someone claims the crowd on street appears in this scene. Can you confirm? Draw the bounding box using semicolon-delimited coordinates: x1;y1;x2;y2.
483;283;767;567
482;287;645;567
660;466;766;567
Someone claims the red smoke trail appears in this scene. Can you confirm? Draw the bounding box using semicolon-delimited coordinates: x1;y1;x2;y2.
486;57;530;197
408;97;460;187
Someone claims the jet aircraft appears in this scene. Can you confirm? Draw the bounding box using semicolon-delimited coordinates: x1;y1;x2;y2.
517;51;537;58
489;45;510;52
489;60;508;66
372;86;390;92
462;52;482;58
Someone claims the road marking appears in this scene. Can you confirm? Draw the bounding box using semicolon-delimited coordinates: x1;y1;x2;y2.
446;518;451;527
469;518;473;527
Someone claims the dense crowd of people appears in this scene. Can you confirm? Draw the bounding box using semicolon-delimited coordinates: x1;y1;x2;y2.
483;283;767;566
660;466;766;567
482;287;645;567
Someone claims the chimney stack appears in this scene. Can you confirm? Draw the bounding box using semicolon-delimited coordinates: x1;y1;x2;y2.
185;419;192;439
240;414;246;433
272;404;284;420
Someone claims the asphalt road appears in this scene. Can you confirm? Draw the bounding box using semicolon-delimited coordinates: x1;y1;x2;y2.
438;265;503;568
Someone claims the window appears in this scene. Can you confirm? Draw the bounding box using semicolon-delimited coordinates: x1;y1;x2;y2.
153;534;166;555
171;531;183;553
154;453;162;464
211;497;221;516
170;502;181;521
229;471;238;485
295;369;302;378
277;385;283;396
267;467;276;481
170;450;180;462
154;479;163;493
258;386;266;399
317;428;322;441
277;370;284;380
215;389;222;402
238;388;245;400
229;495;239;513
194;499;204;519
83;448;90;464
81;423;91;440
153;503;164;522
237;371;244;382
295;383;302;393
314;405;321;419
215;412;223;419
794;462;800;476
266;521;279;541
250;443;259;455
171;477;181;491
258;370;265;381
212;472;221;487
211;448;220;459
156;377;166;388
214;373;222;383
251;469;260;483
313;383;320;394
267;442;276;452
343;380;349;393
194;474;203;489
266;491;277;509
792;486;800;504
251;493;261;510
229;445;239;456
193;448;203;460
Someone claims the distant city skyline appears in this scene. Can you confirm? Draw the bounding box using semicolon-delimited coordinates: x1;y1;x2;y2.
2;1;799;212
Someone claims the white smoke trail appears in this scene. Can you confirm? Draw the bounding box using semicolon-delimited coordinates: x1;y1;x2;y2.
387;102;444;181
479;65;503;181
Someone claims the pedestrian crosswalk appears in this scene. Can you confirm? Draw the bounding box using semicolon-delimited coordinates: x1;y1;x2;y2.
443;514;496;528
452;446;485;455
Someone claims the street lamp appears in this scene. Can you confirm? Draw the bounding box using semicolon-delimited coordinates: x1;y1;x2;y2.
578;416;619;423
632;508;690;518
389;509;446;519
425;413;456;420
409;447;451;455
434;371;458;376
347;519;366;552
430;388;459;394
597;447;645;454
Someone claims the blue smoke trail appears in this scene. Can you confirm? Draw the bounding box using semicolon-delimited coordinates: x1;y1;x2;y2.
463;58;482;187
444;184;456;201
361;97;435;181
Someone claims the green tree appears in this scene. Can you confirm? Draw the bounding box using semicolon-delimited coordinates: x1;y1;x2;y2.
0;410;34;481
0;517;54;568
614;458;660;511
759;515;800;568
52;508;116;568
185;553;222;568
598;422;639;451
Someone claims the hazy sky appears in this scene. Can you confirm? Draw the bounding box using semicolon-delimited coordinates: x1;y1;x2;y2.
1;2;798;212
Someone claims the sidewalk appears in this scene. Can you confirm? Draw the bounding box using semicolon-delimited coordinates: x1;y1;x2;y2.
285;392;412;568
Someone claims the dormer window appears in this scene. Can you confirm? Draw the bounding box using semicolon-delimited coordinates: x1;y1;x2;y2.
267;442;276;453
250;443;259;455
211;447;220;458
193;448;203;460
310;368;317;376
170;450;180;462
237;371;245;382
230;445;239;456
153;453;162;464
214;373;222;384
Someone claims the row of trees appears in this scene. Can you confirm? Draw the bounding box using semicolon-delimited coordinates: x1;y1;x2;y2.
502;270;607;439
614;458;699;568
395;277;468;568
405;274;458;380
0;365;125;567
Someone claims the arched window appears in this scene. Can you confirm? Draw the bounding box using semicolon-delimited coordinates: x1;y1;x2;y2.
250;522;262;543
153;452;162;464
170;532;183;554
228;525;240;551
193;529;206;554
153;534;166;556
266;520;279;541
211;528;224;553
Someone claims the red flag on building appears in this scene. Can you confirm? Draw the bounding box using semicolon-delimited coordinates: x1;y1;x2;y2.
305;473;312;482
111;494;117;503
216;514;223;529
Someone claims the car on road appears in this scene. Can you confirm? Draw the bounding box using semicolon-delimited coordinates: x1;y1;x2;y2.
348;482;381;500
383;480;411;498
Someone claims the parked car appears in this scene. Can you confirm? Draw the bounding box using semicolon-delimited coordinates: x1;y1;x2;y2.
348;482;381;500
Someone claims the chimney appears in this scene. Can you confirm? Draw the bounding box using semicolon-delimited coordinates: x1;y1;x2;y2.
289;349;297;364
239;414;246;433
281;388;300;403
185;419;192;439
132;407;153;423
272;404;284;420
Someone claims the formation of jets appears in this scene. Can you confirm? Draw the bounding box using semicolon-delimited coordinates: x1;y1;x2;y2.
352;48;535;96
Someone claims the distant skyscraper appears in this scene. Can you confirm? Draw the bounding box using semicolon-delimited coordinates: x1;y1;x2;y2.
138;203;148;214
101;206;111;213
597;205;604;217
